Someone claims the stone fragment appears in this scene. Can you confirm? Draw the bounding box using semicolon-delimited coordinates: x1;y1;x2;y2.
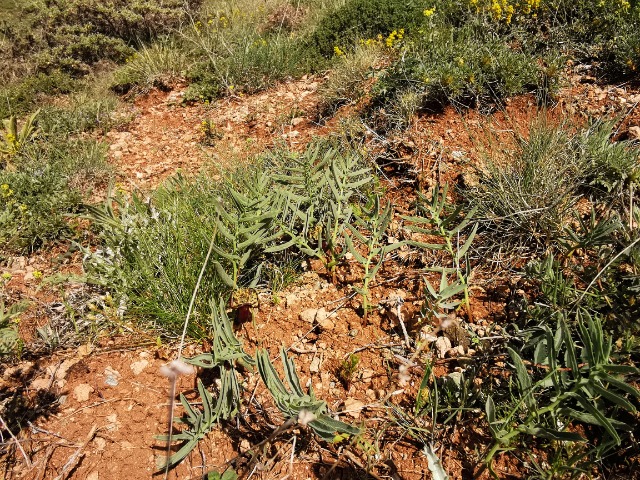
629;125;640;141
130;360;149;376
73;384;94;402
299;308;317;323
343;398;365;419
309;357;321;373
435;336;452;359
315;308;334;331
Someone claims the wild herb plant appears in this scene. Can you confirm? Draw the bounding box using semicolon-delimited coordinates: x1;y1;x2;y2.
484;312;640;477
345;195;403;319
257;348;360;442
184;298;254;418
338;353;360;389
270;146;371;283
159;298;253;470
0;110;40;168
212;169;284;289
0;300;27;356
403;184;477;320
157;379;221;470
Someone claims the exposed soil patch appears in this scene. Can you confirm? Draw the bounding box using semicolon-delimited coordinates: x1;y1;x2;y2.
105;76;339;192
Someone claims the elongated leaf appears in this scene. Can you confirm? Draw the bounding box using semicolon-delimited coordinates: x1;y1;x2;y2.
213;261;235;288
485;396;497;435
507;347;535;411
591;382;637;412
595;371;640;399
423;444;450;480
518;426;585;442
264;238;298;253
456;223;478;260
558;407;632;431
569;392;621;444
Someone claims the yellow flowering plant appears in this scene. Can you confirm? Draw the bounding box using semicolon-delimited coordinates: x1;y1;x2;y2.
0;110;41;169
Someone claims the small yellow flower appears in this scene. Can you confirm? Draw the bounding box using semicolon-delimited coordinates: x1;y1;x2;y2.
33;270;43;279
1;272;11;281
423;6;436;17
334;46;345;56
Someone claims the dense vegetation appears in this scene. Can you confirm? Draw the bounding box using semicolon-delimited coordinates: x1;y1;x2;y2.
1;0;639;478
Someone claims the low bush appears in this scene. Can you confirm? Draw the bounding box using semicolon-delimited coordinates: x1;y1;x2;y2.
318;43;386;114
463;122;587;256
0;71;76;120
84;144;374;334
0;134;110;254
111;40;191;92
310;0;425;57
373;23;554;119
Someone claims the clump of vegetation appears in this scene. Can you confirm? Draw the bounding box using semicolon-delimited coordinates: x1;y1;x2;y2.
465;120;640;259
309;0;425;57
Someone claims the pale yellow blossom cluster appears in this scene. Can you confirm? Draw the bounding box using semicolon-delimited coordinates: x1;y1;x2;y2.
470;0;541;24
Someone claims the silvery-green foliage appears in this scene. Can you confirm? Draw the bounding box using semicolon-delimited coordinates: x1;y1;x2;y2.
257;348;360;442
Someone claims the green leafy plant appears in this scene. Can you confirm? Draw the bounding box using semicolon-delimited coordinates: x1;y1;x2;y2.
345;195;403;318
212;169;284;290
403;184;477;320
338;353;360;388
257;348;360;442
159;298;253;470
0;300;27;356
483;312;640;478
269;145;372;283
0;109;40;168
185;298;254;418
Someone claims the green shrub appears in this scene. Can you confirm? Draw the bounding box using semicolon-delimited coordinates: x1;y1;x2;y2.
38;92;119;135
310;0;425;57
318;43;386;114
0;137;110;253
111;40;191;92
185;29;319;101
463;122;588;256
0;71;76;120
8;0;202;77
374;23;551;119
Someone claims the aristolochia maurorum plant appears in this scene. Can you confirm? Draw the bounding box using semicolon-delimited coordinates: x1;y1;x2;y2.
158;298;254;470
403;184;477;320
345;195;404;319
213;169;284;289
257;348;360;442
484;311;640;478
268;145;371;283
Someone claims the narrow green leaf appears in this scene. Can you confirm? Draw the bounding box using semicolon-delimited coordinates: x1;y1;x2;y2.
591;382;637;412
213;261;235;288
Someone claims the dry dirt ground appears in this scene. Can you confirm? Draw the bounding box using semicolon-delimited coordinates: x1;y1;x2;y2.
1;70;640;480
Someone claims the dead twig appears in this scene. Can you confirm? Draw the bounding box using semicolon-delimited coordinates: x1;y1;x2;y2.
53;424;97;480
0;414;31;468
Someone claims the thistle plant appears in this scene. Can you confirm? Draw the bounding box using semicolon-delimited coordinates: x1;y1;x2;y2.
345;195;403;319
403;184;477;320
257;348;360;442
